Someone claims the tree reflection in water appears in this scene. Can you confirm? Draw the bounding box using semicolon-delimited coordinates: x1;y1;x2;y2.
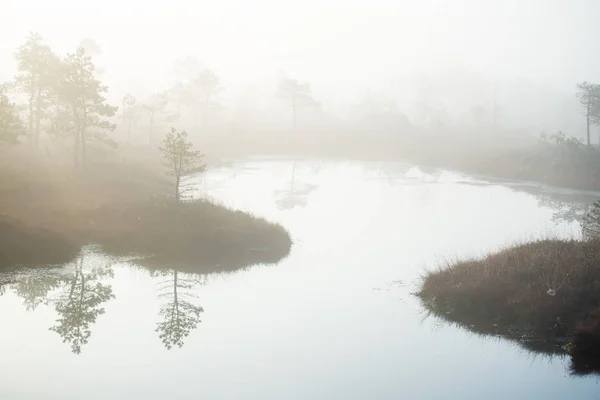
153;269;205;349
5;251;116;355
2;250;208;353
275;161;318;210
13;269;65;311
48;254;115;354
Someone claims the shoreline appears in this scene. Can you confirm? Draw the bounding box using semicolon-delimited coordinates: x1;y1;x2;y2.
418;239;600;375
0;155;292;273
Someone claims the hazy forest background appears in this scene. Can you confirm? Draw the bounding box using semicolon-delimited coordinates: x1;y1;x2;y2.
2;0;600;165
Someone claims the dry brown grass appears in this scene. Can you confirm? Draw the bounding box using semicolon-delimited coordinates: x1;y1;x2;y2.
419;240;600;334
419;239;600;374
95;200;291;273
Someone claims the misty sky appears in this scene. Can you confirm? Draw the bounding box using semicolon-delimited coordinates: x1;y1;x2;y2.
2;0;600;130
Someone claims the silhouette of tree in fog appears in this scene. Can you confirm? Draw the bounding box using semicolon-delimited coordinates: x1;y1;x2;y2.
159;128;205;202
78;38;102;57
0;84;25;144
55;47;117;167
352;92;410;131
172;55;202;83
191;69;221;127
142;92;168;146
78;38;105;75
576;82;600;147
154;269;204;349
167;82;193;115
121;93;138;142
277;78;318;129
14;32;60;148
49;255;114;354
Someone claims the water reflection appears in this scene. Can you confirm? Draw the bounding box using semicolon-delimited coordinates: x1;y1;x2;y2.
0;254;208;353
4;160;600;398
14;269;66;311
0;252;116;354
377;163;413;184
0;246;263;354
153;269;205;350
274;161;318;210
422;303;600;377
507;183;598;231
48;255;115;354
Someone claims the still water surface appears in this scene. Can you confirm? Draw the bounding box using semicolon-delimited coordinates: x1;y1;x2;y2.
1;158;599;399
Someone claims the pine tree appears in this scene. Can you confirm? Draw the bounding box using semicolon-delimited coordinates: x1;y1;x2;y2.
0;84;25;144
159;128;205;202
56;47;117;167
14;32;60;148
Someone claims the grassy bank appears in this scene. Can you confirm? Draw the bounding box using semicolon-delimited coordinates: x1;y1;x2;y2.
96;200;291;273
0;150;291;272
397;133;600;192
212;128;600;192
418;239;600;374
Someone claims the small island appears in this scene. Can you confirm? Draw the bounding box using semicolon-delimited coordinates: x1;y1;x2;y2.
0;156;291;274
418;234;600;375
0;131;291;274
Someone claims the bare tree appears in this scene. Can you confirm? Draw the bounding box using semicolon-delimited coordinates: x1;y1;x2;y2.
159;128;205;202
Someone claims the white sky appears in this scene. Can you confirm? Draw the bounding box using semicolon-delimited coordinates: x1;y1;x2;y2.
1;0;600;122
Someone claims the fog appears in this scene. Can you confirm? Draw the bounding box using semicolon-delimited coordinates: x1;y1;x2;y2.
6;2;600;396
2;0;600;147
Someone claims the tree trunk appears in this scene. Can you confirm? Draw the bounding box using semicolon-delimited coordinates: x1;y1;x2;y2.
28;87;35;148
74;129;80;168
173;270;178;302
34;87;42;148
81;128;86;169
175;175;180;202
587;102;591;147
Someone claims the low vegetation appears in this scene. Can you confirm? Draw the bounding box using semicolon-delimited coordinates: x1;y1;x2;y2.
96;200;291;273
0;148;291;273
398;131;600;192
418;235;600;375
